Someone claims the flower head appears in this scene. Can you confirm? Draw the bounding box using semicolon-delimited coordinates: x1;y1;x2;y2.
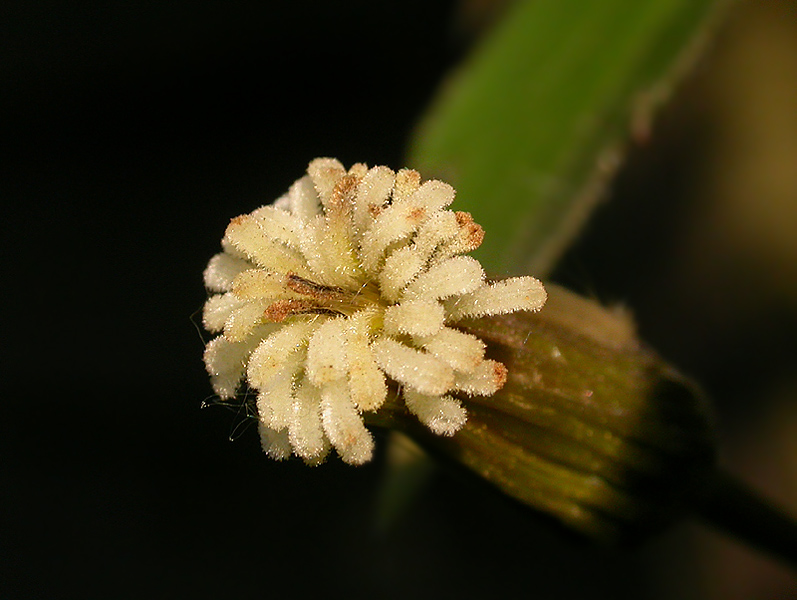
203;158;546;464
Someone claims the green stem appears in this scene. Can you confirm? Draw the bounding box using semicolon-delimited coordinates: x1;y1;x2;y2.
694;469;797;568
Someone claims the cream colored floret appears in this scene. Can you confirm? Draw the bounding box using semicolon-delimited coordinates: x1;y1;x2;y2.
203;158;546;464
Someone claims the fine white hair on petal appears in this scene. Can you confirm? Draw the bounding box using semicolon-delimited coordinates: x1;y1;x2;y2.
379;247;425;303
404;389;467;436
322;174;362;278
204;252;252;293
352;165;394;236
307;157;346;207
297;214;334;281
454;359;508;396
288;175;322;222
249;205;303;250
247;320;317;389
392;168;421;202
432;211;485;262
297;214;359;288
203;292;246;333
258;423;292;460
319;219;361;288
306;317;348;386
415;327;486;374
323;184;354;232
288;379;328;461
320;380;374;465
371;337;454;396
402;255;485;302
204;331;268;399
359;198;433;274
348;162;369;179
272;192;291;211
383;300;445;338
411;210;460;260
230;269;290;301
220;235;249;261
256;350;303;429
345;311;387;411
301;440;333;466
445;276;548;320
224;214;311;276
407;180;456;212
223;300;268;342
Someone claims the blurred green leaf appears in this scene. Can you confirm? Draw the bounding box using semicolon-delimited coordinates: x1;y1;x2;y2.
407;0;726;276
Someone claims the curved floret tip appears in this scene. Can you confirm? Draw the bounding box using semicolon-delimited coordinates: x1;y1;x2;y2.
202;158;547;464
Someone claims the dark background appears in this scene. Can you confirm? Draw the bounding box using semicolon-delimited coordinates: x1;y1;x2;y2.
2;1;796;598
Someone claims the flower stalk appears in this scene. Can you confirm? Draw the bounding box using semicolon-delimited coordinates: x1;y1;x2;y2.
694;469;797;567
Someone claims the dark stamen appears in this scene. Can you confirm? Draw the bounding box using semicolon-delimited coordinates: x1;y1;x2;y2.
264;298;347;322
285;273;348;299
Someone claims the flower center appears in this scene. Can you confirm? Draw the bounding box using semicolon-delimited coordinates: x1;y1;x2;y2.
264;272;386;322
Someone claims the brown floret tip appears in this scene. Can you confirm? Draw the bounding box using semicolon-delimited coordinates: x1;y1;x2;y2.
493;361;508;391
455;211;485;251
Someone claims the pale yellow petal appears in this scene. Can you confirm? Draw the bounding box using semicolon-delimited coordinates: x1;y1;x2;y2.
247;320;317;389
360;199;432;274
453;359;508;396
407;179;455;212
306;317;348;385
203;292;245;333
402;255;484;302
256;350;304;429
250;205;303;249
224;214;310;275
307;157;346;207
287;175;322;222
416;327;485;374
352;165;394;235
320;380;374;465
446;277;547;320
371;337;454;396
230;269;290;301
404;389;466;436
379;246;425;303
203;330;271;399
383;300;445;337
258;423;292;460
204;252;252;293
288;380;328;460
223;300;268;342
